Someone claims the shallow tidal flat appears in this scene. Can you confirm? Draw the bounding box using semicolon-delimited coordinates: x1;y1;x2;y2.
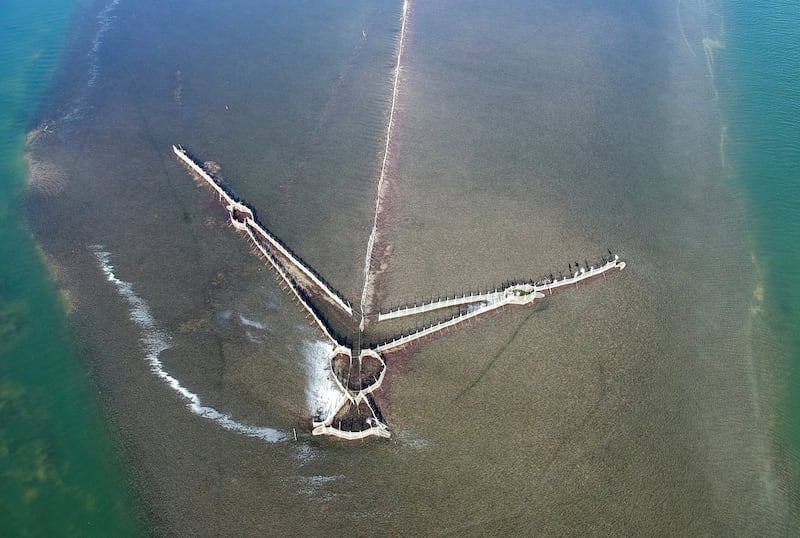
25;0;782;534
378;0;776;533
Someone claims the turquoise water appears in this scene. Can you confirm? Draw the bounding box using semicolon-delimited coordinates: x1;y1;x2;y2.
719;0;800;502
0;0;141;534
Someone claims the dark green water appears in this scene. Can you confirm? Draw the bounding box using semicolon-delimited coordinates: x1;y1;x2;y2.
0;0;141;534
719;0;800;509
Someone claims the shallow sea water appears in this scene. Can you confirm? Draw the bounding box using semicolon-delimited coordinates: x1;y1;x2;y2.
23;0;795;534
0;0;142;534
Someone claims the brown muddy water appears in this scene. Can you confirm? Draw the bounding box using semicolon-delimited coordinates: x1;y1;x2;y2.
24;0;787;534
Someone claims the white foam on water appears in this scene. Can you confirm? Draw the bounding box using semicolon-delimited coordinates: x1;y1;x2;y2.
290;474;346;501
238;314;267;330
63;0;121;122
86;0;121;89
91;246;287;443
302;339;343;422
395;429;431;449
293;442;318;464
300;474;344;486
243;331;261;344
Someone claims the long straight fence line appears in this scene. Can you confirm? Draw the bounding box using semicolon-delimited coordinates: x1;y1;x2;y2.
174;144;627;361
244;227;338;345
378;288;512;322
244;216;353;316
375;289;529;352
173;145;353;317
173;144;629;441
379;257;626;322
